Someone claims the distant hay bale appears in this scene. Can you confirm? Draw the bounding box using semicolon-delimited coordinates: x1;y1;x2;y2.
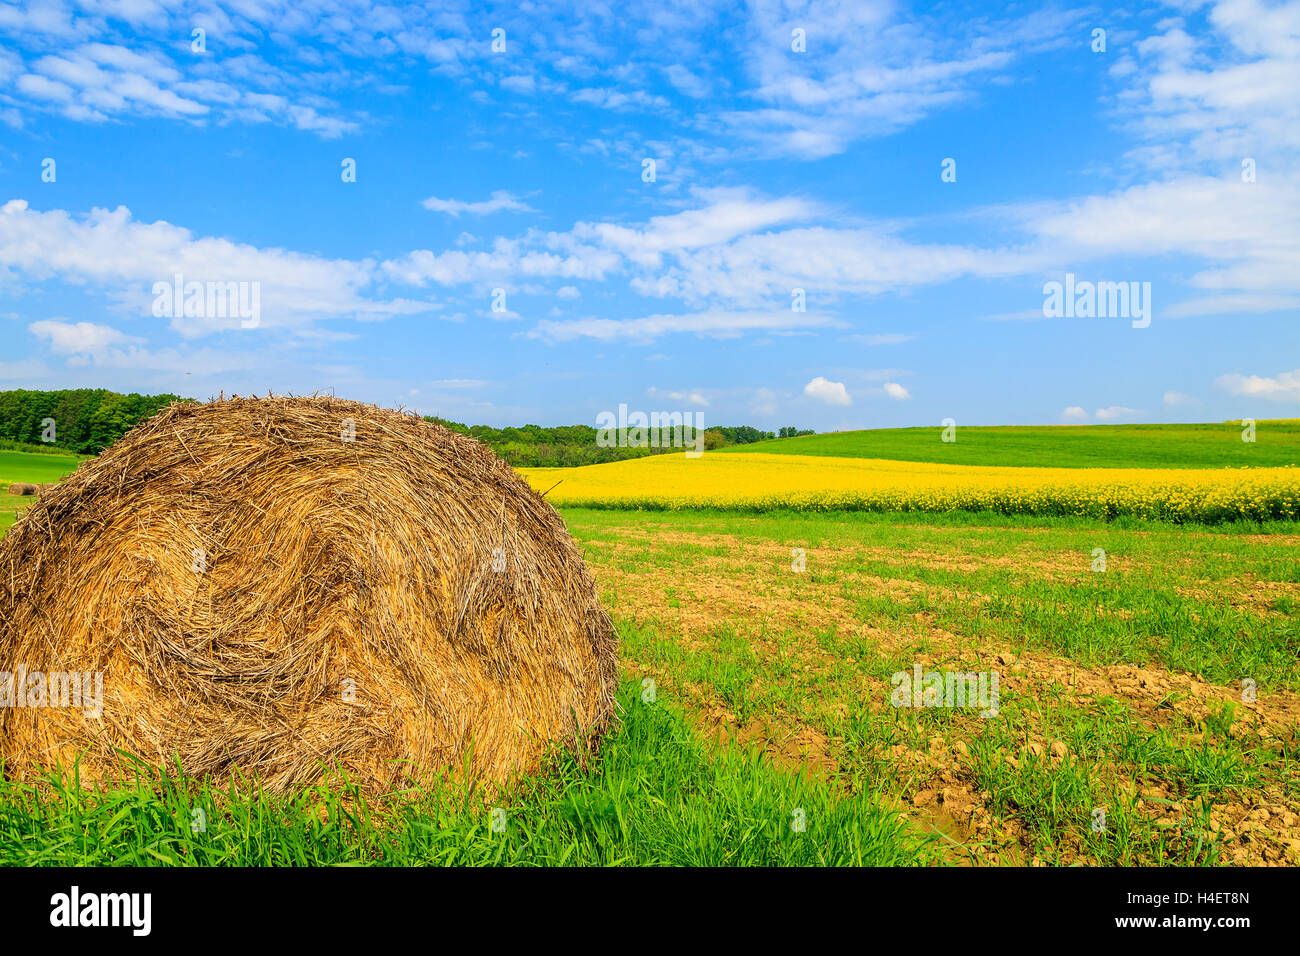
6;483;37;496
0;396;617;796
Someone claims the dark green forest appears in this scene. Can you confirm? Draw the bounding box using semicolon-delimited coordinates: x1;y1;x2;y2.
0;389;185;455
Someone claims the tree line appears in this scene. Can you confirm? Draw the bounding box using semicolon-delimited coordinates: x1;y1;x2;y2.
0;390;813;465
0;389;184;455
426;418;815;467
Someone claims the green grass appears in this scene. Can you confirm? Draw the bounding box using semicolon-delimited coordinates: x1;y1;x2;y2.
565;506;1300;865
0;450;81;536
572;506;1300;690
2;454;1294;866
0;449;80;484
0;682;933;866
724;420;1300;468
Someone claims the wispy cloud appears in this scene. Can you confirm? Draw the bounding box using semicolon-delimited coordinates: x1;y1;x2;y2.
1216;369;1300;402
421;190;535;217
0;199;433;336
532;310;844;343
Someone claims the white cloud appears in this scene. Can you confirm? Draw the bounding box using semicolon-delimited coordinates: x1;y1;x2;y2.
0;0;1092;161
428;378;492;389
1163;294;1300;318
421;190;536;217
390;177;1300;324
1117;1;1300;169
29;319;141;354
1215;369;1300;402
1026;177;1300;295
1061;406;1089;422
585;188;817;263
23;319;265;376
804;376;851;406
572;87;670;111
664;64;708;98
499;75;536;96
1163;390;1200;407
1095;405;1138;421
17;73;74;102
382;235;621;286
9;168;1299;367
0;200;432;336
882;382;910;400
647;386;709;407
386;189;821;295
728;4;1083;159
7;41;355;136
628;220;1020;306
532;309;841;343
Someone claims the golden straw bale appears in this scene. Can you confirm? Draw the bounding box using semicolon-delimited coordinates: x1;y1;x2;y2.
0;396;617;796
6;483;37;496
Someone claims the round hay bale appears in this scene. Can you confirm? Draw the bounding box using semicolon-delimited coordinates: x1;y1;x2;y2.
6;483;37;496
0;396;617;795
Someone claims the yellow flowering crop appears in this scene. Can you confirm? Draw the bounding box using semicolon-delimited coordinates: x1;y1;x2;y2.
519;452;1300;522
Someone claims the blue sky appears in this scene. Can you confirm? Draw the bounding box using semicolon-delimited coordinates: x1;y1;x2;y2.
0;0;1297;431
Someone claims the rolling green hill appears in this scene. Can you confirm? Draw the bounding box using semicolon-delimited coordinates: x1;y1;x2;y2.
723;421;1300;469
0;449;80;484
0;450;81;536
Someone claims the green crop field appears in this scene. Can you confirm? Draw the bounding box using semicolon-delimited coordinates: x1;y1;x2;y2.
725;420;1300;469
2;505;1296;866
1;437;1298;867
0;450;80;536
561;506;1300;866
0;679;934;866
0;449;80;484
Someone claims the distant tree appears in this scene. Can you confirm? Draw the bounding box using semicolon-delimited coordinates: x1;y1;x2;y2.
420;416;793;465
0;389;185;455
427;415;471;436
703;428;728;450
707;425;773;445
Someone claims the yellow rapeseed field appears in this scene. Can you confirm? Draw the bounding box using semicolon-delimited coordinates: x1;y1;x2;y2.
520;452;1300;522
